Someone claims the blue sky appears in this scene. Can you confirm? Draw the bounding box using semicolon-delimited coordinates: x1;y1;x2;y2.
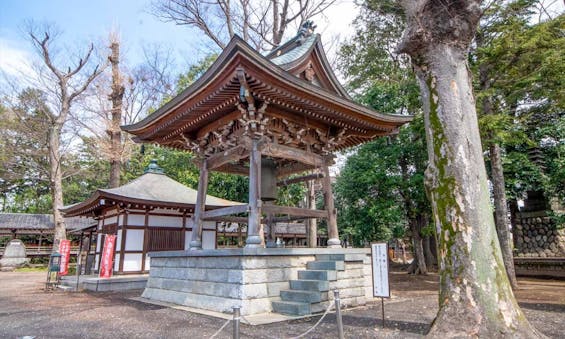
0;0;360;78
0;0;204;68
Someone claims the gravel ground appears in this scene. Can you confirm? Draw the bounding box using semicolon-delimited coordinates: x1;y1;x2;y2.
0;270;563;338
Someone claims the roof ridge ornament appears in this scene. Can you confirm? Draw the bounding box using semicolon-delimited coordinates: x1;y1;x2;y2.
144;159;165;174
297;20;316;45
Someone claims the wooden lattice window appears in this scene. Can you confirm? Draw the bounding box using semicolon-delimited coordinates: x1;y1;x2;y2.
146;229;185;252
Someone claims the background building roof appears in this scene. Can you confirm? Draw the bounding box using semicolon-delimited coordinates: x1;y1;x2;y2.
0;213;95;235
61;169;242;217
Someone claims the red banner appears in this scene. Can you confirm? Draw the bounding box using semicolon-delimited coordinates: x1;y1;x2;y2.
99;235;116;278
58;239;71;276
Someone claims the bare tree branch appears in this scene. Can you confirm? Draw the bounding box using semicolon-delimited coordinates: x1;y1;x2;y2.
150;0;336;51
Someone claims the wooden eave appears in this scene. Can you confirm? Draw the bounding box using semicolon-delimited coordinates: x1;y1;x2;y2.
60;190;198;217
122;35;412;150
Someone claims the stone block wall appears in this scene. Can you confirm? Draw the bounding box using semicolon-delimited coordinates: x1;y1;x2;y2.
143;252;314;315
141;248;373;316
514;211;565;258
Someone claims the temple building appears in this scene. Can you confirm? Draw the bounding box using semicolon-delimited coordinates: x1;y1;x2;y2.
61;161;241;274
120;23;412;316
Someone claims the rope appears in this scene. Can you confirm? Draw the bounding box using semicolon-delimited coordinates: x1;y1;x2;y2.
209;317;232;339
289;301;335;339
241;301;335;339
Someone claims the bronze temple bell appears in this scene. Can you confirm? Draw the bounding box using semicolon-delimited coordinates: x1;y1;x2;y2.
260;158;277;201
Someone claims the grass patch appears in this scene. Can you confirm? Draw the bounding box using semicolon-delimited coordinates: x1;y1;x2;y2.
14;266;48;272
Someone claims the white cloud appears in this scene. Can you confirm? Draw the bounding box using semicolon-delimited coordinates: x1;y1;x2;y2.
0;38;35;77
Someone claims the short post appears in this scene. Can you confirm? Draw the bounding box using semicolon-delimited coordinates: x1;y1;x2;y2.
333;290;344;339
75;235;83;291
232;306;240;339
75;259;81;291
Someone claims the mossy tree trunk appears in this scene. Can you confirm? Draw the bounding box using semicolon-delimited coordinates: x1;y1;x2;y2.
397;0;540;336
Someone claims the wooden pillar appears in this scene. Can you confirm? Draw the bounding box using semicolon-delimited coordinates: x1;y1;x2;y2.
264;201;276;247
118;212;128;273
246;139;262;248
190;159;209;250
141;209;149;272
88;230;94;256
322;164;341;248
307;180;318;248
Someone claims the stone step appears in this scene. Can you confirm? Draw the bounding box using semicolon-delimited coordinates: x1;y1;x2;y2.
290;279;329;292
280;290;325;303
316;253;367;262
311;301;332;314
307;260;345;271
272;301;311;316
298;269;337;281
315;254;346;261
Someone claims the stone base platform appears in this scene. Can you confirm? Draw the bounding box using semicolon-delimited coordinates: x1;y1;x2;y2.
60;274;148;291
142;248;373;316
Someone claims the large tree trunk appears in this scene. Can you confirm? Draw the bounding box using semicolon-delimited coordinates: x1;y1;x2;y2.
490;142;518;289
49;124;66;251
397;1;539;336
423;234;437;270
108;40;125;188
477;42;519;289
407;215;428;275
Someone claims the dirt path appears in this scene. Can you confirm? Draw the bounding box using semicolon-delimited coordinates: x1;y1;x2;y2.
0;271;563;338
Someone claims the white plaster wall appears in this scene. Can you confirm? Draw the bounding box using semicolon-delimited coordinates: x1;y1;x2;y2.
96;234;102;252
125;230;144;251
123;253;143;272
116;230;122;252
105;216;118;225
118;214;125;226
183;230;216;249
203;231;216;249
149;215;183;227
203;221;216;230
97;220;103;231
94;254;99;270
127;214;145;226
114;253;120;271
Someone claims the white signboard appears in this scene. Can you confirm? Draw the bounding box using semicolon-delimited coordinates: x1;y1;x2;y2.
371;242;390;298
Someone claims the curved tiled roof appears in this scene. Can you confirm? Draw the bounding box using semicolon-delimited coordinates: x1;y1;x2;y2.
269;34;318;66
60;172;243;217
0;213;95;232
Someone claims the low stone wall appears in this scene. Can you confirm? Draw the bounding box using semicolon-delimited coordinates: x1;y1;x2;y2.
514;258;565;278
141;248;372;316
514;211;565;258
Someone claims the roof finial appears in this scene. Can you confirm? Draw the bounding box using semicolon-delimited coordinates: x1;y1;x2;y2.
297;20;316;44
144;159;164;174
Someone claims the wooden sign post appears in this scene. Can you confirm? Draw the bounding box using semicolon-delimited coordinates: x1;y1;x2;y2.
371;242;390;328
